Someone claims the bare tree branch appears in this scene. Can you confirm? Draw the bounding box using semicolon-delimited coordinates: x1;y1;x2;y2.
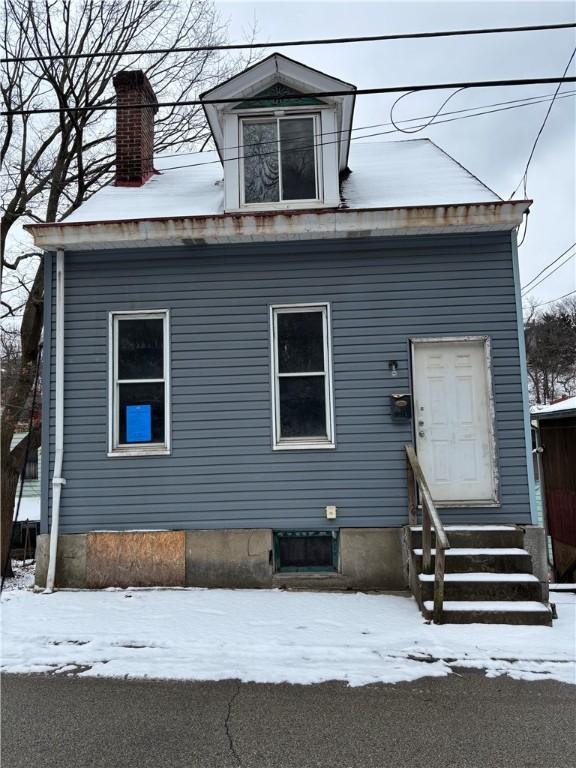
1;0;259;576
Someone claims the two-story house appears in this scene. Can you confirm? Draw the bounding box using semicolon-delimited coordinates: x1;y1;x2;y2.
28;54;551;624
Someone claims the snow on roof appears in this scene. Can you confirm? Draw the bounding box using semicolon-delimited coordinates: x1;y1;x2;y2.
341;140;500;208
65;138;500;225
531;396;576;417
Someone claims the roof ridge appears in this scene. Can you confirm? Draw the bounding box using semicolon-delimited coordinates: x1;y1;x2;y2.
425;138;503;202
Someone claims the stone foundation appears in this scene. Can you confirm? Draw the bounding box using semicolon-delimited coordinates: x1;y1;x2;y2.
35;533;87;589
35;527;408;591
186;529;273;588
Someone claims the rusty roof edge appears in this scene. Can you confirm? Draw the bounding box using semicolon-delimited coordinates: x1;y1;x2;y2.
24;199;531;236
24;202;532;251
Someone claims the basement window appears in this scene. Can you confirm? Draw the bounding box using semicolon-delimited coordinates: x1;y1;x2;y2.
109;311;170;455
274;531;339;573
270;303;335;450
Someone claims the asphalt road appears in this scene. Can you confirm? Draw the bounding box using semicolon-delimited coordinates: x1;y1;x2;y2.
1;673;574;768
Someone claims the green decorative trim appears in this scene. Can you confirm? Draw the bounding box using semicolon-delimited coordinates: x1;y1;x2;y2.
234;83;323;110
273;530;339;572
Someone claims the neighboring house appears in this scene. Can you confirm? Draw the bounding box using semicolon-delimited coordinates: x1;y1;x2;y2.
10;433;41;556
531;397;576;582
26;55;551;623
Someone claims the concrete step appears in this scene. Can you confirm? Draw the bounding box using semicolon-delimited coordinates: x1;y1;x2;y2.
412;548;533;574
418;572;542;602
422;600;553;626
410;525;523;549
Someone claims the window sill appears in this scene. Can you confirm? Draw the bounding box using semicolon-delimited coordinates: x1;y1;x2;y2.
273;441;335;451
274;570;340;578
107;447;171;458
227;200;333;214
434;500;501;509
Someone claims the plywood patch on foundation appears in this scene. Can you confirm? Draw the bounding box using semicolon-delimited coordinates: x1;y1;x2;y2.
86;531;185;588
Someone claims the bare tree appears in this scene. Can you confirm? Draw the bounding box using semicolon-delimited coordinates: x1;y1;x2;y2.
524;296;576;404
1;0;255;576
1;325;24;410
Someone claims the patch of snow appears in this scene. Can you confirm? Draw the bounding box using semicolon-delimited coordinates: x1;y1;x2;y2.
341;140;501;208
418;573;538;582
550;584;576;592
65;151;224;223
1;560;35;592
531;396;576;416
413;548;529;556
1;589;574;686
64;139;501;225
447;657;573;683
423;600;551;613
411;525;516;531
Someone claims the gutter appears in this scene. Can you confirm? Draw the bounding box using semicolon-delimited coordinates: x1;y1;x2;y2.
531;408;576;421
45;249;66;593
24;200;531;252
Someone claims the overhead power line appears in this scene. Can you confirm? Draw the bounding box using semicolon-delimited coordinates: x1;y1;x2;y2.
2;22;575;64
536;289;576;307
522;249;576;295
522;252;575;295
3;75;576;117
151;89;576;161
517;213;529;248
510;44;576;199
522;241;576;291
2;88;574;182
154;92;576;174
2;88;573;183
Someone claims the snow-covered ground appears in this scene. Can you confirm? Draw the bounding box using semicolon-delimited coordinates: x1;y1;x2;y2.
1;560;36;592
1;588;574;686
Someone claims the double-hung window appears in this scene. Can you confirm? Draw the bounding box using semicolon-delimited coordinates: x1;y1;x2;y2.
109;311;170;455
241;114;321;206
271;304;335;449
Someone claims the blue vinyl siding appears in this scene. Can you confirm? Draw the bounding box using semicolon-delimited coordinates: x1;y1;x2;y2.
43;232;532;533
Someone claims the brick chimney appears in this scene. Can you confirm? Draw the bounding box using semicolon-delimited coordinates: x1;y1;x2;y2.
112;70;159;186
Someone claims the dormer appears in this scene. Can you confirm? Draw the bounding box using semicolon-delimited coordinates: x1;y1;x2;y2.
201;54;356;212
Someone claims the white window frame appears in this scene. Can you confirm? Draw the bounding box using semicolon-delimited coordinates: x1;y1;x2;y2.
270;302;335;451
239;112;323;209
108;310;171;457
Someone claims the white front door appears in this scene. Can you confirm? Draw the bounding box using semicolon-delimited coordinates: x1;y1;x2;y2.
412;339;496;504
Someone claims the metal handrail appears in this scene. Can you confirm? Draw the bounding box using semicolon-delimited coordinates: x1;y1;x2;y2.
405;444;450;623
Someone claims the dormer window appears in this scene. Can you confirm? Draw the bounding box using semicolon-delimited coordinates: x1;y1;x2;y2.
201;53;356;213
241;115;320;205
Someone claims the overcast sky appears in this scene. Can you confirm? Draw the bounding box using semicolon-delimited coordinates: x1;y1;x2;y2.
218;0;576;306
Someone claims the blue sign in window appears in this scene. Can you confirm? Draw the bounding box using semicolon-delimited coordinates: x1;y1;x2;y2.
126;404;152;443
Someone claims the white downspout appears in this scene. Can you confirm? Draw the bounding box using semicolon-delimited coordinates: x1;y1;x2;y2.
45;249;66;593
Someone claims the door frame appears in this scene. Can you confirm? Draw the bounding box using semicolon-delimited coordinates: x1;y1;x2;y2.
409;335;500;508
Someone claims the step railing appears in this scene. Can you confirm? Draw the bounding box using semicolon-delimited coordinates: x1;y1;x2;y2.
405;444;450;624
